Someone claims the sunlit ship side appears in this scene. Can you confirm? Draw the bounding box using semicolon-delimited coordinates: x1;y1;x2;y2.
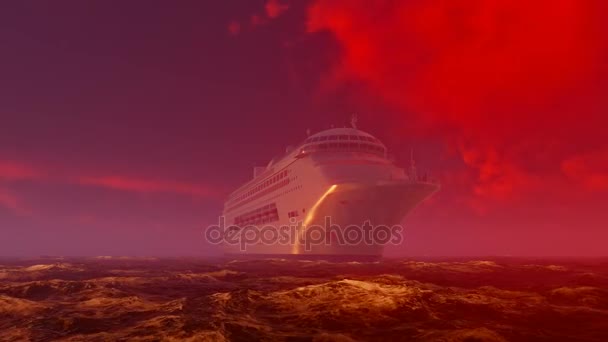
222;121;439;258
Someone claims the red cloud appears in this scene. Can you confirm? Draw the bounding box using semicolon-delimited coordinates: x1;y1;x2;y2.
562;149;608;191
230;0;289;34
0;188;29;216
307;0;608;201
265;0;289;19
79;175;220;198
228;20;241;36
0;161;41;181
0;158;221;199
250;14;266;27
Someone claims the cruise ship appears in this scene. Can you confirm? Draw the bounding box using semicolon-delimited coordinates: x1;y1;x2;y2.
222;119;439;258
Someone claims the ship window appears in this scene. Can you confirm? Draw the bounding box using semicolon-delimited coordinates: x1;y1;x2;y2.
319;136;328;141
328;135;338;140
312;137;320;142
338;135;348;140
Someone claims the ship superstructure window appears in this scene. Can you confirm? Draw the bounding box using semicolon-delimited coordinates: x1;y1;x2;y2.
301;137;386;157
234;203;279;226
230;170;290;205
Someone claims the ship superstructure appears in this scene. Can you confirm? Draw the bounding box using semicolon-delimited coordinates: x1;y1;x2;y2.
222;120;438;257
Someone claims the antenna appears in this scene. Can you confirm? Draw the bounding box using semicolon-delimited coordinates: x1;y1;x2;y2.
350;114;358;129
409;148;418;182
410;148;415;167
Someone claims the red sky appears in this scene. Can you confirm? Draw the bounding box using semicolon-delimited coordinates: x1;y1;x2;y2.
1;0;607;256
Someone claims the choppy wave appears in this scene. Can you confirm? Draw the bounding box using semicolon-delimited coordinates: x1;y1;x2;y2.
0;257;607;341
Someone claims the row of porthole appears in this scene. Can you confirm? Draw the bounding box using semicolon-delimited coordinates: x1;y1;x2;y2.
231;170;290;204
232;181;303;218
304;134;379;144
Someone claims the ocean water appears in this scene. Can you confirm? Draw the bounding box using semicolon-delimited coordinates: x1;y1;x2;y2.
1;257;607;341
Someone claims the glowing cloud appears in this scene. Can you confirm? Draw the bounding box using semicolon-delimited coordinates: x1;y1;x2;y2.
79;175;220;198
228;20;241;36
0;188;29;216
307;0;608;201
265;0;289;19
0;161;41;181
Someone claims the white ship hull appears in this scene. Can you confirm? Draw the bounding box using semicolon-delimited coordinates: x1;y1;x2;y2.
222;127;438;258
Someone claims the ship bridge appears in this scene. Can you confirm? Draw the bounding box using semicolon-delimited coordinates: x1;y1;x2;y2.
298;127;387;157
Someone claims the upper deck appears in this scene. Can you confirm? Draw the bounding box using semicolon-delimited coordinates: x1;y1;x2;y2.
224;127;391;209
297;127;387;158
